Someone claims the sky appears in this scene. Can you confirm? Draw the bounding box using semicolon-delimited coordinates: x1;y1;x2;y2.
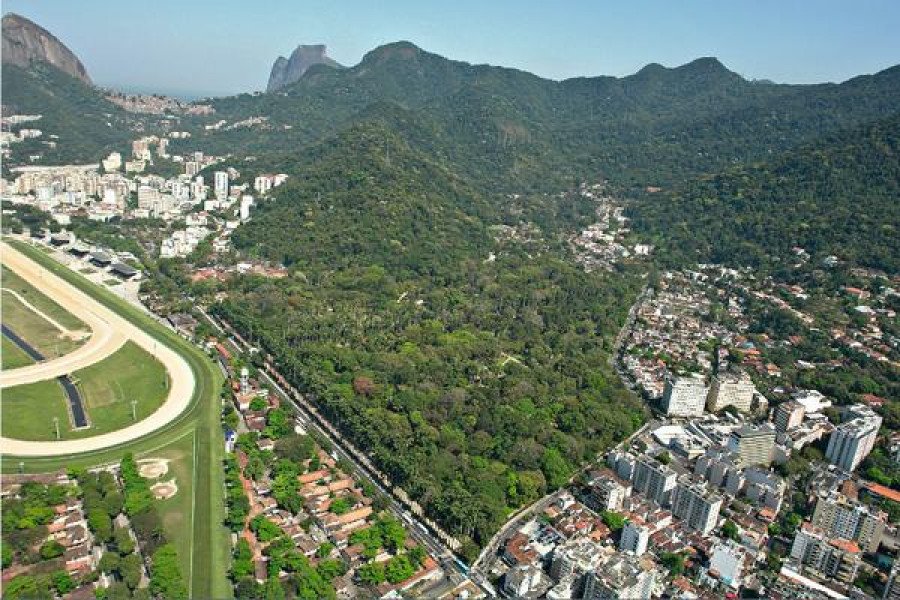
5;0;900;98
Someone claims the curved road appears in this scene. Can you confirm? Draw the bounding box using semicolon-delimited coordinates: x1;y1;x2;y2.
0;241;196;457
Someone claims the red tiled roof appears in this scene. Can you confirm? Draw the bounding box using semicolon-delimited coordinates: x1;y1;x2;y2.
865;482;900;503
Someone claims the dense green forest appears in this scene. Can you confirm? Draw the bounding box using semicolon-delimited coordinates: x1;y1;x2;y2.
627;114;900;273
212;123;645;557
178;43;900;191
1;64;141;167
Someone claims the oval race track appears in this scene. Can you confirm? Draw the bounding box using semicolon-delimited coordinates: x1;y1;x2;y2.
0;241;196;457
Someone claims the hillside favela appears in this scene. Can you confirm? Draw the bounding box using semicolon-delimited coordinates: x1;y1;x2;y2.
0;2;898;599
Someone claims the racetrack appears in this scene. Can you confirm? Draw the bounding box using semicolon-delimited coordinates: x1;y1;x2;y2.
0;241;196;456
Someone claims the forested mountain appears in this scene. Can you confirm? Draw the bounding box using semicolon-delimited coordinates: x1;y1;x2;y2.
1;63;137;166
628;114;900;273
213;123;645;557
183;42;900;190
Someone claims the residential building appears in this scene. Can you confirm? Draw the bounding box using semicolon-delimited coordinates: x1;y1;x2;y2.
707;371;755;413
774;400;806;433
811;491;886;553
707;539;746;589
549;539;605;583
662;375;708;417
504;564;547;598
631;456;677;506
792;389;831;414
214;170;229;199
790;522;861;588
620;519;650;556
727;423;776;468
670;477;722;534
825;404;882;472
583;554;655;600
584;469;629;512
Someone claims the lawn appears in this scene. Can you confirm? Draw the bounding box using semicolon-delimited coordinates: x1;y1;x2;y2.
2;335;34;369
1;264;86;330
1;291;86;359
0;378;71;440
2;341;169;441
74;341;169;432
3;239;230;599
104;279;122;286
140;430;196;582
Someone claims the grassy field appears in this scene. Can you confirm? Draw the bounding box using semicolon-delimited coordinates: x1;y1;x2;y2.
3;239;231;599
2;341;169;441
140;429;196;581
1;265;86;330
0;378;71;440
2;335;34;369
1;291;86;358
76;341;169;432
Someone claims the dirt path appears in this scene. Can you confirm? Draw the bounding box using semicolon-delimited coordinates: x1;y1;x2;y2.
0;241;196;457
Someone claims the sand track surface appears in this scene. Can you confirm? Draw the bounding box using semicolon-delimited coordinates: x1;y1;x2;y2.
1;242;196;457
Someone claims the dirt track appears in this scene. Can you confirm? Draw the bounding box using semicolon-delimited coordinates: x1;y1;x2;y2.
0;241;196;457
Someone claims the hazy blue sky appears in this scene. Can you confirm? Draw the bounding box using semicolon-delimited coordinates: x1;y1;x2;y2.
6;0;900;97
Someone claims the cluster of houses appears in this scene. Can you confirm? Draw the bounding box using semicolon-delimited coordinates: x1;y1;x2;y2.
219;345;447;598
623;269;747;401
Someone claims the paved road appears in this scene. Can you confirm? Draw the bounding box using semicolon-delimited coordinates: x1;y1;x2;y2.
2;324;89;428
0;241;196;457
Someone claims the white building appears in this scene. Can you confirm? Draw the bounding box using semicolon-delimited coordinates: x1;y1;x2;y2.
825;404;882;472
670;477;722;534
631;456;677;506
707;371;756;413
811;490;886;553
585;469;630;512
239;195;254;222
102;152;122;172
774;400;806;432
620;519;650;556
504;564;547;598
214;171;229;199
583;554;655;600
662;375;708;417
708;540;746;589
727;423;776;468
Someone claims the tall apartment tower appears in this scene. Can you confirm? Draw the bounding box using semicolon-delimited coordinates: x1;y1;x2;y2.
790;523;862;589
774;400;806;432
811;491;886;553
631;456;677;506
662;375;708;417
727;423;776;468
214;170;229;199
670;477;723;534
620;519;650;556
707;371;756;413
825;404;882;472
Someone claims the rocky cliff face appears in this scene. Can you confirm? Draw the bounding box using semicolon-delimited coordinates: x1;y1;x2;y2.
2;13;91;84
267;44;341;92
